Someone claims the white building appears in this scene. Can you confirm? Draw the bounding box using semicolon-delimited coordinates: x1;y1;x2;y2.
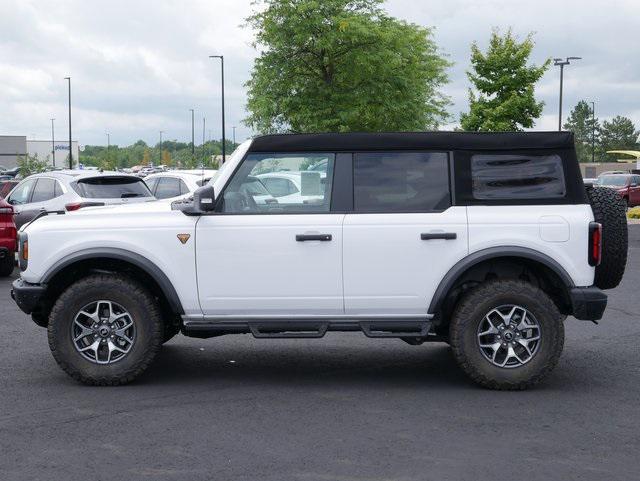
26;140;79;168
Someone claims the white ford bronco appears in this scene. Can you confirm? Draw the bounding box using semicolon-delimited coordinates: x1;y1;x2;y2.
11;132;627;389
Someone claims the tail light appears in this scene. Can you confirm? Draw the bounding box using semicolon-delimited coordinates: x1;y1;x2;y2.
65;201;105;211
588;222;602;266
0;206;13;216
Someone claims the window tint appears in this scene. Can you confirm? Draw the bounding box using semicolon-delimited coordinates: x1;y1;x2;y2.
222;153;334;213
8;179;36;205
31;178;57;203
472;154;566;200
74;177;152;199
354;152;450;212
154;177;182;199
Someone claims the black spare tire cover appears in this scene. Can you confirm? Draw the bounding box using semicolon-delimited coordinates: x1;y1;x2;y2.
586;186;628;289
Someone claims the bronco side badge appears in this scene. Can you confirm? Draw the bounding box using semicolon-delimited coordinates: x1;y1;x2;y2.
177;234;191;244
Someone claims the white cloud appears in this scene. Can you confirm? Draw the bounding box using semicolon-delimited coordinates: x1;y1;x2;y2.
0;0;638;145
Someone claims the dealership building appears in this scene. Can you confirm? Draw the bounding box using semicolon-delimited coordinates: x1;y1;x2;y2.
0;135;79;169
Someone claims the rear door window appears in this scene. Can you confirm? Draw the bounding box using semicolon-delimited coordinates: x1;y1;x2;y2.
31;178;57;203
471;154;566;200
353;152;450;212
154;177;182;199
74;177;152;199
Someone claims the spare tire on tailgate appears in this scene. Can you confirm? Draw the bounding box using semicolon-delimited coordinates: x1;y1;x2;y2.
586;186;628;289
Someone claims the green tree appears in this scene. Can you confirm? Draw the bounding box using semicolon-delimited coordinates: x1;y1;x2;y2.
244;0;451;133
460;29;549;131
563;100;599;163
16;153;48;177
599;116;639;157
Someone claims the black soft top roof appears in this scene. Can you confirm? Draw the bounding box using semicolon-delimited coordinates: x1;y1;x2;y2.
249;131;575;153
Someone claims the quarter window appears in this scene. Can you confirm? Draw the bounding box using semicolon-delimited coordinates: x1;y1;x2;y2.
221;153;334;213
471;154;566;200
353;152;450;212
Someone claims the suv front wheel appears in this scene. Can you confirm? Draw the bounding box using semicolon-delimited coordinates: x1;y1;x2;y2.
449;279;565;390
48;274;163;385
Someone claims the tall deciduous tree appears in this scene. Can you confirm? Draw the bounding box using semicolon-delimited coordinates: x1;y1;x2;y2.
563;100;599;163
244;0;451;133
599;116;639;155
460;29;549;131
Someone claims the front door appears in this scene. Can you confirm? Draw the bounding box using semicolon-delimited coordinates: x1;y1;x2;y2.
196;152;344;317
342;151;468;317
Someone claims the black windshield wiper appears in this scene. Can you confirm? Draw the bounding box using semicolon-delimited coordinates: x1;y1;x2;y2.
121;193;141;198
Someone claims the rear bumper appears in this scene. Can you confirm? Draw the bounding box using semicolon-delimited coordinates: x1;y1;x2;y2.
569;287;607;321
0;247;8;259
11;278;46;315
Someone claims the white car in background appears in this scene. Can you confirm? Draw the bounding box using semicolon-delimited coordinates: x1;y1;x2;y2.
257;171;326;205
144;170;218;200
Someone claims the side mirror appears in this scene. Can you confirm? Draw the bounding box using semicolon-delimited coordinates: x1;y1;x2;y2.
193;184;216;212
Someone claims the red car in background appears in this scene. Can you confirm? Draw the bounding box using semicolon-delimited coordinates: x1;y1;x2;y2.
0;197;16;277
597;173;640;207
0;180;19;199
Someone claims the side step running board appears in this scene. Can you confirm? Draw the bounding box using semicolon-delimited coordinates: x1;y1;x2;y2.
183;319;431;340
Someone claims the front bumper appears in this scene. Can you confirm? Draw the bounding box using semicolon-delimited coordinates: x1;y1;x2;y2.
11;278;46;315
569;287;607;321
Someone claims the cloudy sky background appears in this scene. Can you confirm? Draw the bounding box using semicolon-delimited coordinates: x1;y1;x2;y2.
1;0;638;147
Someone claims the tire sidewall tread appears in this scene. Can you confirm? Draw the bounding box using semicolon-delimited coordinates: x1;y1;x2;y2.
47;273;163;386
449;279;565;390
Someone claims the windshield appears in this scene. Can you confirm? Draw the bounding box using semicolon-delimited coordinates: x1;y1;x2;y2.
73;177;153;199
598;175;629;187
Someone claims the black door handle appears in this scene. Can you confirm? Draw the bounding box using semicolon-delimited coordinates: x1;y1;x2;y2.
296;234;332;242
421;232;457;240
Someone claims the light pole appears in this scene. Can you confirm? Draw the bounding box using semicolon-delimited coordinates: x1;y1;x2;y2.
553;57;581;131
209;55;225;163
64;77;73;168
158;131;163;166
590;101;595;163
202;117;206;166
189;109;195;157
50;118;55;167
232;126;236;146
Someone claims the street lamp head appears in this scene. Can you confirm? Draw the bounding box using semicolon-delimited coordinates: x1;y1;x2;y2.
209;55;223;59
568;56;582;60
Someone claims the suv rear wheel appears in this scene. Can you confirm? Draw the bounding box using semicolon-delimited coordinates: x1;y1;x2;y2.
449;279;564;390
47;273;163;385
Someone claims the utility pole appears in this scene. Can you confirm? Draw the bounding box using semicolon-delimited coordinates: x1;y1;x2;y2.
202;117;206;166
64;77;73;168
232;126;236;146
553;57;581;131
591;101;595;163
158;131;163;166
209;55;225;163
189;109;195;157
50;118;56;167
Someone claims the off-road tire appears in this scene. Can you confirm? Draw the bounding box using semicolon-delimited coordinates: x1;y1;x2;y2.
449;279;565;390
48;273;163;386
0;251;14;277
586;186;628;289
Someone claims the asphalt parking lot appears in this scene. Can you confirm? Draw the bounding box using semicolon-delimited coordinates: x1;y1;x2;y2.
1;230;639;481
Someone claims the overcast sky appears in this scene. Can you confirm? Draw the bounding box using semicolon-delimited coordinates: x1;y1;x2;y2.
1;0;638;146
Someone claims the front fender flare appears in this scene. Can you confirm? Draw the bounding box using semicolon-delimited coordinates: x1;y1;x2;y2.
41;247;184;314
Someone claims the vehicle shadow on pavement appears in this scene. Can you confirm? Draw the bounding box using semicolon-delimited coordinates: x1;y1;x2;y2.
142;340;472;389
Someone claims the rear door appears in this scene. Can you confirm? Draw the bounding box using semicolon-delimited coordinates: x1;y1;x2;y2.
631;175;640;206
342;151;468;317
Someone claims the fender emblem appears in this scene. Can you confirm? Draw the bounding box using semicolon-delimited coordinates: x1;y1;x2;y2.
177;234;191;244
